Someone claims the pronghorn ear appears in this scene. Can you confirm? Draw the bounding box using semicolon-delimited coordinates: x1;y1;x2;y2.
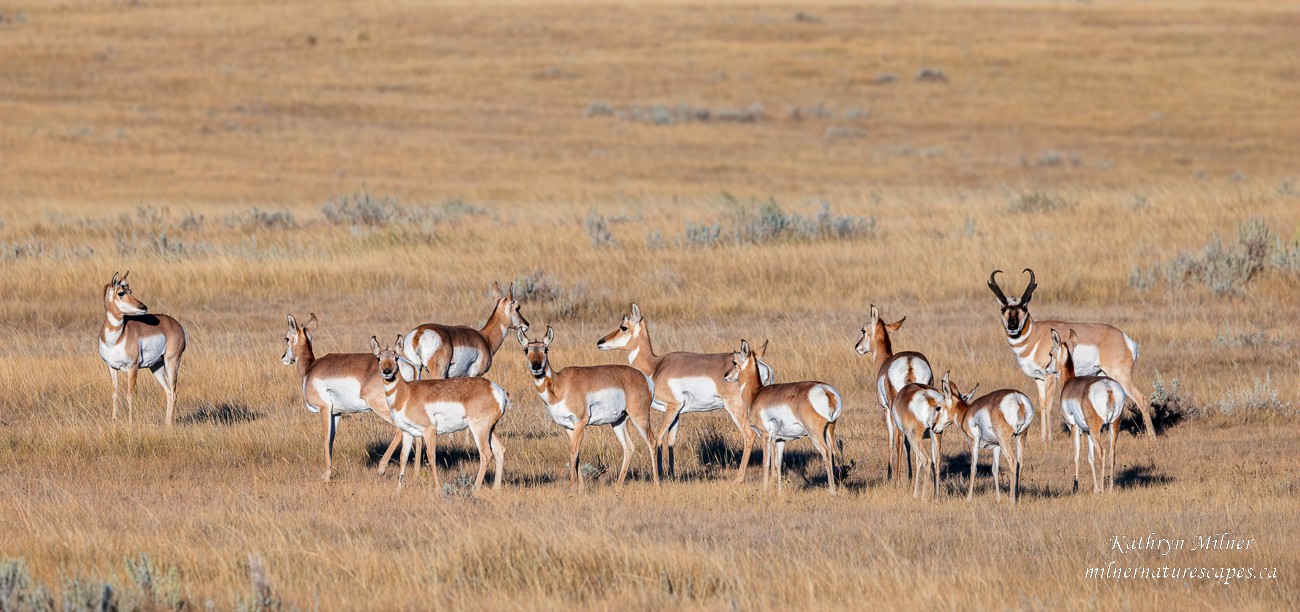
287;314;297;331
120;270;130;284
516;328;528;347
885;317;906;332
1050;329;1062;346
369;336;381;356
305;313;319;334
507;282;515;301
491;282;502;300
1068;328;1079;350
630;302;642;322
966;383;980;401
740;339;751;357
869;304;879;321
111;271;120;286
395;335;404;353
543;326;554;346
756;339;769;359
941;370;951;395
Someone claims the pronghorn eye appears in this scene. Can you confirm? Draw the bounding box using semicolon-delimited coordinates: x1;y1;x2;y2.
620;326;627;332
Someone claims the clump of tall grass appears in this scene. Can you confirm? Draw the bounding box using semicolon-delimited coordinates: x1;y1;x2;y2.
671;199;876;248
1007;191;1077;214
584;211;616;247
514;271;600;321
321;188;486;229
225;207;298;230
0;554;187;612
1129;218;1300;295
1215;375;1289;416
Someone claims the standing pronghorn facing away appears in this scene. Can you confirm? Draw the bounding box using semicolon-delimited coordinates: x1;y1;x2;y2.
281;314;416;481
890;373;960;499
947;384;1035;503
402;282;529;380
518;326;659;490
988;269;1154;441
98;271;187;426
596;302;774;481
724;340;842;495
855;305;933;482
1049;329;1124;494
373;336;508;492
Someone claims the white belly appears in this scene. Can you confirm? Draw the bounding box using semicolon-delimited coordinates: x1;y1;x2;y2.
547;400;579;430
586;388;628;426
448;346;483;377
668;377;724;413
1070;344;1103;376
137;334;167;368
424;401;470;435
313;377;372;414
759;404;807;440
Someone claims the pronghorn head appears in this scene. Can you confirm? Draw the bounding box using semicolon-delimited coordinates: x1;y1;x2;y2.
490;282;530;332
596;302;645;351
1045;329;1078;377
105;271;148;316
282;313;318;365
517;325;554;378
988;269;1038;337
723;339;768;383
938;370;978;429
370;335;403;382
855;304;905;356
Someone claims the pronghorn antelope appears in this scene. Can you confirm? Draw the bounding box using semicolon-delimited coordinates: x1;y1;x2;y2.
724;339;842;495
988;268;1154;441
372;336;508;492
281;314;416;481
99;271;187;426
401;282;529;380
854;304;933;482
1049;329;1124;494
596;302;774;480
518;326;659;490
947;384;1035;503
890;374;960;499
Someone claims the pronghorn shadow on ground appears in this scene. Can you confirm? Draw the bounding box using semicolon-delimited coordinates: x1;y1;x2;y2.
1115;462;1174;489
177;402;263;426
364;438;481;470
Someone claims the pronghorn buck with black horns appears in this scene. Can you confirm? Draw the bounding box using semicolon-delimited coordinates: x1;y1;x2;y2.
402;282;529;380
988;268;1154;441
1049;329;1124;494
855;304;933;482
374;336;508;492
99;271;187;426
947;383;1035;503
596;302;773;480
519;326;659;490
890;374;960;500
724;340;843;495
281;314;416;481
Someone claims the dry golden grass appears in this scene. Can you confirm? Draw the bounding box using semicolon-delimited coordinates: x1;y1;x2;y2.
1;0;1299;610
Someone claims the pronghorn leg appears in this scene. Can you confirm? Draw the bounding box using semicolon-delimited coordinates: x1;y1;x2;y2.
825;421;839;483
489;428;504;490
108;368;120;420
470;425;491;493
1112;372;1155;440
967;442;979;501
321;408;337;482
1014;435;1024;504
774;439;786;494
733;408;756;484
397;432;413;490
1108;424;1118;492
377;431;403;477
1086;433;1100;494
427;432;441;489
761;433;773;492
612;419;634;489
428;351;452;381
629;411;660;486
654;402;683;480
150;359;179;427
809;424;836;496
1034;377;1051;443
912;433;930;500
933;432;943;499
412;436;424;482
992;446;1003;503
148;365;170;425
568;422;587;491
884;408;895;481
1071;424;1081;493
124;365;138;425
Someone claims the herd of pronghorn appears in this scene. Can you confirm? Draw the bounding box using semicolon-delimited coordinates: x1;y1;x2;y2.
98;268;1156;503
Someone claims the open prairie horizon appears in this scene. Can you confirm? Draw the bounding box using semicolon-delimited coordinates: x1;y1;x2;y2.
1;0;1298;610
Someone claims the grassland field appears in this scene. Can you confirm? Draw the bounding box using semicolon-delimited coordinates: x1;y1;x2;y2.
1;0;1298;610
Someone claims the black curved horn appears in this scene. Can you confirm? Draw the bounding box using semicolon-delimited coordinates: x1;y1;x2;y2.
987;270;1009;305
1021;268;1038;303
